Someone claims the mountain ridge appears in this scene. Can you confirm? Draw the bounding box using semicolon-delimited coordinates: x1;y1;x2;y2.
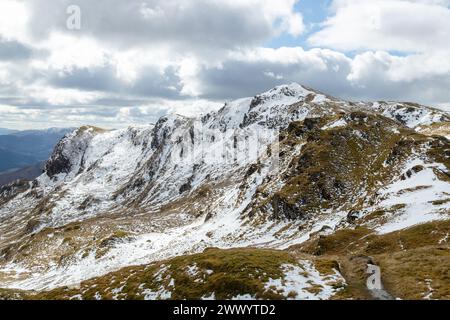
0;83;448;299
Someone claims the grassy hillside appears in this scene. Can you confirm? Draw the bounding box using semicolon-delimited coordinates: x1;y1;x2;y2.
1;220;448;300
293;220;450;300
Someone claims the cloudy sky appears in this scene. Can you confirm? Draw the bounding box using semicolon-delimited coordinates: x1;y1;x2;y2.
0;0;449;129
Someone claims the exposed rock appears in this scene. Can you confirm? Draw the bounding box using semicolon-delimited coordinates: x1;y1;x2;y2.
347;210;360;223
179;182;192;194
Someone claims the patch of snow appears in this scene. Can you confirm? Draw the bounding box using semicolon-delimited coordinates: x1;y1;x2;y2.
264;262;345;300
185;264;199;277
201;293;216;300
439;232;449;244
231;294;255;300
423;279;434;300
142;286;172;300
322;118;347;130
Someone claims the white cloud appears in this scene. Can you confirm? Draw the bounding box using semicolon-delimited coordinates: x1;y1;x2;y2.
0;0;449;130
348;50;450;84
0;0;30;42
308;0;450;52
28;86;104;106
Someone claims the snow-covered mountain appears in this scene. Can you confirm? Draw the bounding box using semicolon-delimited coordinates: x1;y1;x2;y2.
0;84;449;300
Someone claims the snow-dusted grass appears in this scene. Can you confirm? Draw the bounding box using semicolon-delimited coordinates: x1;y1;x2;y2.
264;262;344;300
22;247;346;300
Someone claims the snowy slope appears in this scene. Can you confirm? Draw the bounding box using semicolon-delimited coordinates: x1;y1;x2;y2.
369;102;448;128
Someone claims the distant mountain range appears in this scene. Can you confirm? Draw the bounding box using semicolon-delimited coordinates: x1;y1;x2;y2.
0;129;19;135
0;162;46;187
0;128;74;184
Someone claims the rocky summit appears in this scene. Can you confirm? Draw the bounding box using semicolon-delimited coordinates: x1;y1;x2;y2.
0;83;449;300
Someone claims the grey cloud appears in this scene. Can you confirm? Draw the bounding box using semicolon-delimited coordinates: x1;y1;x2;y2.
47;63;184;99
347;72;450;106
27;0;277;53
0;37;33;61
91;97;159;108
195;50;450;108
130;66;183;98
196;53;354;100
307;0;450;52
48;66;118;92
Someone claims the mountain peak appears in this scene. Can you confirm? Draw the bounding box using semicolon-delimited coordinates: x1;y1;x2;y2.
259;83;313;99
